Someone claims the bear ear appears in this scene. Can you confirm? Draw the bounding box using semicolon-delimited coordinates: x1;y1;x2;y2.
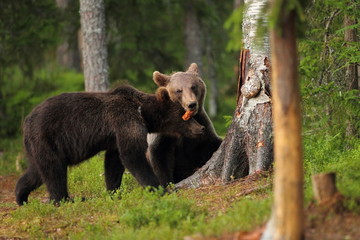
153;71;170;87
156;87;170;102
186;63;199;74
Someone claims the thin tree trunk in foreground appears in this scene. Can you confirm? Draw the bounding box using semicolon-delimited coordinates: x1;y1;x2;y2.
261;2;304;240
79;0;109;92
176;0;273;189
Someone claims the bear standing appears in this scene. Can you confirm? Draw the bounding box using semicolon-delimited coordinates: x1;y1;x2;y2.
148;63;222;185
15;85;204;205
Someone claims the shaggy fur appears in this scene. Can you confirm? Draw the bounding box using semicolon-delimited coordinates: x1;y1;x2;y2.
15;85;204;205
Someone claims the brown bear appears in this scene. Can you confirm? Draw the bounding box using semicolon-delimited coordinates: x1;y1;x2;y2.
147;63;222;185
15;85;205;205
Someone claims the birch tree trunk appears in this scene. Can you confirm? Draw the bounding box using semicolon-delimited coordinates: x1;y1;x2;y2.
79;0;109;92
261;1;304;239
176;0;273;189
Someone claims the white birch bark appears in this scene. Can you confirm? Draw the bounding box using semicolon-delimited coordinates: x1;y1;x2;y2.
79;0;109;92
243;0;270;56
241;0;272;174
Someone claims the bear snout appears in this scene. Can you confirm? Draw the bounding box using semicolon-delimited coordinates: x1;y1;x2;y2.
191;124;205;137
188;102;197;110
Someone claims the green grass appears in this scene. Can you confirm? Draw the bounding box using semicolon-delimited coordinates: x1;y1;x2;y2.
1;128;360;239
0;155;272;239
0;138;24;175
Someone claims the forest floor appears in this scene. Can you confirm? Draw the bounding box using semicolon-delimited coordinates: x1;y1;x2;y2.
1;172;360;240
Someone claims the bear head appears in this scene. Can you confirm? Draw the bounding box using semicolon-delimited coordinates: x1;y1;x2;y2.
155;86;205;138
153;63;206;116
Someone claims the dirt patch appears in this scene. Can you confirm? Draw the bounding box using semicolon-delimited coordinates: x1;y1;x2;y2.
305;201;360;240
0;174;18;206
179;171;271;216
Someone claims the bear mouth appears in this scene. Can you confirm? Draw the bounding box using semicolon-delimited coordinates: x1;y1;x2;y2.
183;104;198;115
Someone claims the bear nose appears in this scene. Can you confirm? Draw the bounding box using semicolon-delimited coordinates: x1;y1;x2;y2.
188;102;197;110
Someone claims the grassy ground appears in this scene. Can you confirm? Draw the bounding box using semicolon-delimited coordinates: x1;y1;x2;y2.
0;121;359;239
1;136;360;239
0;156;272;239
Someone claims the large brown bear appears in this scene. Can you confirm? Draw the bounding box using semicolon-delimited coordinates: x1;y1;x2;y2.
148;63;222;185
15;85;204;205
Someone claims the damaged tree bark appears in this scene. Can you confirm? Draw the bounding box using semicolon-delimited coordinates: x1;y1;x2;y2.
176;0;273;189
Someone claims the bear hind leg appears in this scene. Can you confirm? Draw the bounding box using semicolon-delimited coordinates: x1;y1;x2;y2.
15;166;43;206
35;155;70;204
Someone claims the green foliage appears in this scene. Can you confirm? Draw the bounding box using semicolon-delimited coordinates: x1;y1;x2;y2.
303;134;360;209
0;0;61;75
0;67;83;138
224;7;244;52
269;0;306;30
105;0;185;86
0;138;23;175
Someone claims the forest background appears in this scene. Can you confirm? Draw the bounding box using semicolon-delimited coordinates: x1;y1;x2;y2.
0;0;359;239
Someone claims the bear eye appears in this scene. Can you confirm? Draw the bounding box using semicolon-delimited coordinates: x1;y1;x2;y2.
176;89;182;93
191;85;196;91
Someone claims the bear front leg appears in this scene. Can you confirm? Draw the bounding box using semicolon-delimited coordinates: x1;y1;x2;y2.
15;165;43;205
116;126;160;188
104;149;125;192
147;134;176;186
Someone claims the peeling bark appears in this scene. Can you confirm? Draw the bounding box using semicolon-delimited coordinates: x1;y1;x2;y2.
79;0;109;92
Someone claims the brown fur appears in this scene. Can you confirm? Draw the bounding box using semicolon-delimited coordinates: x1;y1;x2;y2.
15;85;204;205
148;63;222;185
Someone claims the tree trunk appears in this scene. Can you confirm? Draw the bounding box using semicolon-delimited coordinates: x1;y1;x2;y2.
56;0;81;72
176;0;273;189
79;0;109;92
204;26;218;118
184;1;203;72
344;15;359;90
233;0;244;9
261;3;304;240
344;14;358;137
312;172;338;204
